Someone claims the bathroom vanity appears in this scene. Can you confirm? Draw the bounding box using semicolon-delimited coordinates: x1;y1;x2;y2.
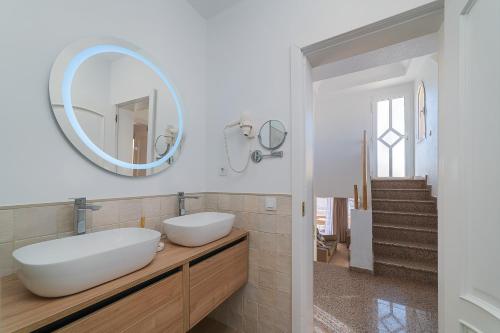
0;229;248;333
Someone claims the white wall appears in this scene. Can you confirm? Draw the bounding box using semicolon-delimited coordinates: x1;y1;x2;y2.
204;0;437;194
314;82;414;198
414;57;439;196
0;0;207;206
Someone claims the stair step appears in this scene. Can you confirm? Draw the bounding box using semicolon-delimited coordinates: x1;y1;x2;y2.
372;188;432;200
371;179;428;189
372;199;437;214
373;239;437;264
374;257;437;284
373;239;437;251
373;223;437;244
374;256;437;274
373;223;437;233
373;210;437;228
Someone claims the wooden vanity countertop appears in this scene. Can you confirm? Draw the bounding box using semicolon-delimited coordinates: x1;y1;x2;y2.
0;228;248;333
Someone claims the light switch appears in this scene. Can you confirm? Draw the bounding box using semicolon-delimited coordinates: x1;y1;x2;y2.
265;196;277;211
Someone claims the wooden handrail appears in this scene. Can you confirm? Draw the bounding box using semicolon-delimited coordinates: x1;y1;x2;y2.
353;185;359;209
362;130;368;210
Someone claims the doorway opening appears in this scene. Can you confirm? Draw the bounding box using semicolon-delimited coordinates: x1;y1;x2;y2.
291;2;443;332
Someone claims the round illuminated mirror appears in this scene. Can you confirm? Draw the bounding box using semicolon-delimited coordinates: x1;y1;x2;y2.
258;120;287;150
49;38;183;176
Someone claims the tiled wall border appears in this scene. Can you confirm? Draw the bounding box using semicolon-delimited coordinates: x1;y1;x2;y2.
0;192;292;332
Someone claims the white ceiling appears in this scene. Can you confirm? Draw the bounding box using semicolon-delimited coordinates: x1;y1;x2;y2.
187;0;243;19
315;54;437;96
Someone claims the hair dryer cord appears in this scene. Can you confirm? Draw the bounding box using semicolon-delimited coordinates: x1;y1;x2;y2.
223;127;251;174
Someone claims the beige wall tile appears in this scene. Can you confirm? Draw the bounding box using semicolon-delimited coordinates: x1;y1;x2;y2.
275;271;291;293
205;193;218;210
92;201;119;227
258;268;276;290
230;195;244;212
232;212;243;229
277;196;292;216
0;210;14;243
277;234;292;255
14;207;57;240
275;254;292;274
91;224;120;233
145;217;161;231
0;242;14;277
246;213;259;231
258;232;277;253
243;195;259;213
276;215;291;235
257;304;278;328
218;194;232;211
141;197;161;218
275;291;291;315
258;250;276;270
185;194;205;212
257;287;276;307
243;283;258;302
257;214;277;233
243;298;258;320
248;231;258;250
242;317;258;333
120;220;140;228
14;235;57;249
118;199;142;223
55;204;74;234
160;196;177;216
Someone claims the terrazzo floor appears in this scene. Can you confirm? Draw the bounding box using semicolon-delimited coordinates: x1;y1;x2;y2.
314;263;438;333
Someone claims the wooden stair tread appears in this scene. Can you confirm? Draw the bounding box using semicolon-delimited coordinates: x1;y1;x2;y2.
373;223;437;233
372;188;430;192
373;210;438;217
372;199;435;204
374;256;437;273
373;239;437;251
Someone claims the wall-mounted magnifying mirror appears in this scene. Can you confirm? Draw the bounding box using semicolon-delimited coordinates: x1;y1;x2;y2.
49;37;184;176
258;120;287;150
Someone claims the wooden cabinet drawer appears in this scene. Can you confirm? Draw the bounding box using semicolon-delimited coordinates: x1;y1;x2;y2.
189;239;248;328
57;271;183;333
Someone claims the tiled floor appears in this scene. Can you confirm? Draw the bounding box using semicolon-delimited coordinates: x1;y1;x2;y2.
189;317;236;333
330;243;350;269
314;262;438;333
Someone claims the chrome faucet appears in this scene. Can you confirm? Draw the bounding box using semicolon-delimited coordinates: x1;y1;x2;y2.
177;192;199;216
72;197;101;235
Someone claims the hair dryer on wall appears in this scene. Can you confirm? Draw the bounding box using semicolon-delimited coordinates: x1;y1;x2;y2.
224;112;255;138
223;112;254;173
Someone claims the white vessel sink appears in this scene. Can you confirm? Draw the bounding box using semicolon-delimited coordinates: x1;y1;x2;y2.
12;228;161;297
163;212;234;247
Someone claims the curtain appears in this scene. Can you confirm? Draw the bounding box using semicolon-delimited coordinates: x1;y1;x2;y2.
324;198;334;235
334;198;348;243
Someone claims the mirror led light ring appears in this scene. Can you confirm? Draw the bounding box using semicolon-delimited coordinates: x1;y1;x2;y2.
62;45;183;170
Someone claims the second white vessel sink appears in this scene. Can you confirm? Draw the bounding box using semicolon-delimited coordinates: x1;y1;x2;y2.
163;212;234;247
12;228;161;297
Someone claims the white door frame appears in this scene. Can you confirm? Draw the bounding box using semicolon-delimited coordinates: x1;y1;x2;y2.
290;45;314;333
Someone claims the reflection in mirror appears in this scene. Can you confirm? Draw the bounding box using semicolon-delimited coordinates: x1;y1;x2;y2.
49;39;183;176
258;120;287;150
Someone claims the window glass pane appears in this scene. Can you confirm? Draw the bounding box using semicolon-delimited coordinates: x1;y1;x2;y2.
381;130;400;146
392;97;405;135
392;140;406;177
377;141;390;177
377;100;389;137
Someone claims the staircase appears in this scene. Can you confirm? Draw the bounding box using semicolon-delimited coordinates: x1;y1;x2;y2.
371;178;437;284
